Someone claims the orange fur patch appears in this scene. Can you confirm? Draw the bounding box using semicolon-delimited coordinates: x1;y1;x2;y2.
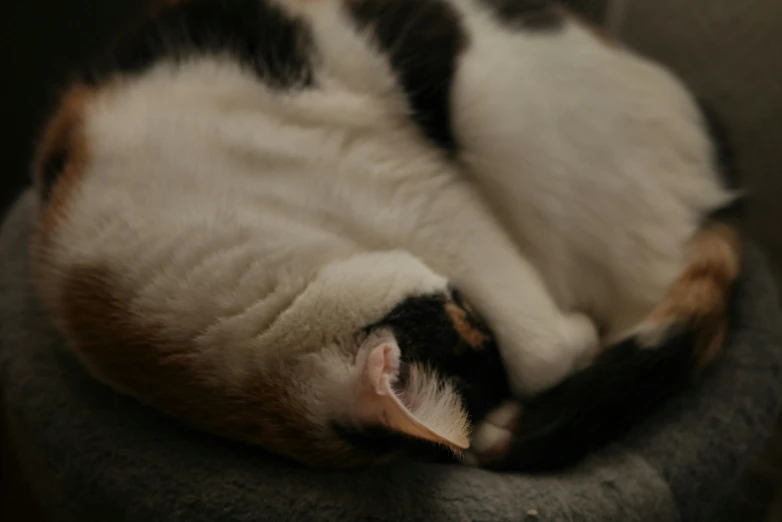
57;265;394;467
445;302;488;349
643;223;742;369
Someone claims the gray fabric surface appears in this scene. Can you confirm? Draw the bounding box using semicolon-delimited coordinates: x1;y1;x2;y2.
1;192;781;522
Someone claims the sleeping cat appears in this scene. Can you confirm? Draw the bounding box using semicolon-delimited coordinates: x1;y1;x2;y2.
31;0;742;470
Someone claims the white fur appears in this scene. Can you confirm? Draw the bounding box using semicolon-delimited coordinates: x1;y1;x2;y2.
463;400;522;467
43;0;733;429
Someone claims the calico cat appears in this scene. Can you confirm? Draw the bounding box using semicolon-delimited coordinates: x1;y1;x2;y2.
31;0;742;470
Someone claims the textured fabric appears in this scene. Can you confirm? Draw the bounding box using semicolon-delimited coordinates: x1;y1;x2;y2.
1;185;781;522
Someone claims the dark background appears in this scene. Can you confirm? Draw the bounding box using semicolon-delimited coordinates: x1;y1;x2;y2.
1;0;154;215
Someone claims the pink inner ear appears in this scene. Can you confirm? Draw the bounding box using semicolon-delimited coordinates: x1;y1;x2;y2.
359;336;470;451
365;341;400;395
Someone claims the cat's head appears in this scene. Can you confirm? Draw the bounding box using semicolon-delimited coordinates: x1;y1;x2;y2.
253;286;511;468
42;248;508;468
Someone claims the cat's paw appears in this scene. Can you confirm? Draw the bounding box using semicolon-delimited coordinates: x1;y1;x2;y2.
506;312;600;395
557;312;601;373
463;401;521;468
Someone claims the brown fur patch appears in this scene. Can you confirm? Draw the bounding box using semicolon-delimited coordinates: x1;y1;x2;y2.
643;223;742;370
57;265;392;467
445;302;488;349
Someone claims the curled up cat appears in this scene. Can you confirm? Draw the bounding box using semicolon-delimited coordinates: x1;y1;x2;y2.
31;0;743;470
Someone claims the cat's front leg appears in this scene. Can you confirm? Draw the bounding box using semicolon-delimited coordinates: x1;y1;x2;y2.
409;181;600;396
497;307;600;395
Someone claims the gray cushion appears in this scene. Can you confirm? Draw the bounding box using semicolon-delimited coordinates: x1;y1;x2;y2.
2;191;781;521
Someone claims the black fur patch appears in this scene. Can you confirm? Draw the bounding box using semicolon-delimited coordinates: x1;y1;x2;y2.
39;147;69;202
557;0;607;24
331;423;416;456
371;291;510;424
337;291;510;458
82;0;314;89
476;0;564;31
490;328;704;472
347;0;468;153
332;422;462;463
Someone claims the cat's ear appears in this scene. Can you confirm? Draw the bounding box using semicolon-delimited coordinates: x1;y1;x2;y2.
358;335;471;451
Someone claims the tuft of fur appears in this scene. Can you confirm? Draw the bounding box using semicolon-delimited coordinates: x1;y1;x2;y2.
394;363;472;452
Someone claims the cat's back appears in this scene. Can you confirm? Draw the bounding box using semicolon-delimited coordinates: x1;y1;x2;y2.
35;0;453;278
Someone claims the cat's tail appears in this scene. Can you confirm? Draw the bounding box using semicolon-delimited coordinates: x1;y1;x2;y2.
488;216;743;472
628;219;743;370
